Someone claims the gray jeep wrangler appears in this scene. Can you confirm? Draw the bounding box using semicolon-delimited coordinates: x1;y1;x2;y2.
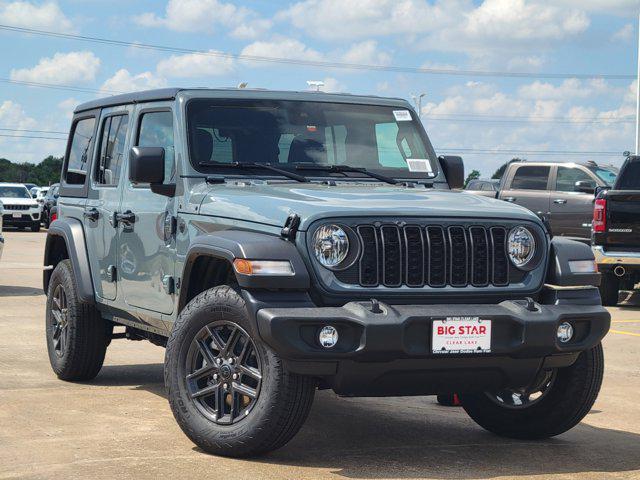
44;88;610;457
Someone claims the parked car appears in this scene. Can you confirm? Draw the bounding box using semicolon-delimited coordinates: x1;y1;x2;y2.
465;179;500;194
44;88;609;458
34;187;49;206
0;183;41;231
42;184;59;228
592;155;640;305
0;200;4;261
477;160;618;242
24;183;37;193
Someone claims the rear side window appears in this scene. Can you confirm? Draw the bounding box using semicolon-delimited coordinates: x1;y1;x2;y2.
137;111;174;183
616;161;640;190
65;117;96;185
511;166;550;190
96;114;129;186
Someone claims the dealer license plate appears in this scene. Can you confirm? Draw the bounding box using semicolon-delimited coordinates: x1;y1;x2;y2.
12;213;22;218
432;316;491;354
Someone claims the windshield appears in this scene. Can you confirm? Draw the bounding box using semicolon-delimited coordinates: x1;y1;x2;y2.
187;99;437;180
588;166;618;186
0;186;31;199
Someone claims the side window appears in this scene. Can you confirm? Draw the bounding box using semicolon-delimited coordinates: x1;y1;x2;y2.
556;167;595;192
137;111;175;183
65;117;96;185
96;114;129;186
511;166;550;190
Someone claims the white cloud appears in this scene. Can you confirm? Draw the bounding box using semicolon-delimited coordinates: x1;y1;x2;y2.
157;50;235;78
317;77;347;93
554;0;639;15
240;37;324;66
10;51;100;85
0;1;74;32
100;69;166;94
340;40;392;66
517;78;613;100
507;55;545;71
0;100;36;130
57;98;79;120
611;23;634;42
134;0;270;39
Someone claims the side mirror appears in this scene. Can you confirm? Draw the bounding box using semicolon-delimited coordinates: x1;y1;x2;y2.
129;146;175;197
574;180;595;194
439;155;464;190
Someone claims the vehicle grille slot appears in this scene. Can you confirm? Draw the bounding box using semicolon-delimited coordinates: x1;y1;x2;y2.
470;226;489;286
403;226;424;287
491;227;509;286
357;225;379;286
448;226;468;287
4;205;29;211
380;225;402;287
426;226;447;287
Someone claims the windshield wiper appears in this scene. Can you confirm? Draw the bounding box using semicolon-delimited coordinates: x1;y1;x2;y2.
294;163;398;185
198;161;309;183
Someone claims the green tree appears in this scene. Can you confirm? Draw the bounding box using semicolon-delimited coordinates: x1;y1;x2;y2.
491;158;524;179
0;156;63;186
464;169;481;188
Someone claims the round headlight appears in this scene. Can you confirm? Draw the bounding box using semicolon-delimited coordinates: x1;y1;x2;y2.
508;226;536;268
313;224;349;269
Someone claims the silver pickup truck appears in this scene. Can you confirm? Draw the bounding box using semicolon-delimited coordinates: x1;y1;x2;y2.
466;161;618;242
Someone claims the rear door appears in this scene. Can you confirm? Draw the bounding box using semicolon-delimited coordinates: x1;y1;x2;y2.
499;165;551;215
83;106;131;301
549;165;596;240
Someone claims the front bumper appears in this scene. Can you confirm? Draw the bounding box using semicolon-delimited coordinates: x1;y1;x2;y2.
593;246;640;271
2;211;40;226
254;290;610;396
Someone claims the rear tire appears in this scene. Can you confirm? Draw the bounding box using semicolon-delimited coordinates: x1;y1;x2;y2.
461;343;604;439
599;273;619;306
45;259;111;381
165;285;316;457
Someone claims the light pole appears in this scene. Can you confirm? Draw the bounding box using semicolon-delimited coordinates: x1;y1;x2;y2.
412;93;426;116
636;12;640;154
307;80;325;92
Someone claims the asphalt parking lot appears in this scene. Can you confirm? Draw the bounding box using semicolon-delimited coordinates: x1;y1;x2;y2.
0;230;639;480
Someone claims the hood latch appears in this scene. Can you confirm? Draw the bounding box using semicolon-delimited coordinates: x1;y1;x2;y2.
281;213;301;241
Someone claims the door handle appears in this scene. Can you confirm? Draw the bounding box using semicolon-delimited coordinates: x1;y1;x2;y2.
503;196;516;203
83;208;100;222
115;210;136;226
553;199;567;205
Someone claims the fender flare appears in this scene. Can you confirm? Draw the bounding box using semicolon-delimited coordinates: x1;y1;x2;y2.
179;230;310;311
44;218;95;303
546;237;600;287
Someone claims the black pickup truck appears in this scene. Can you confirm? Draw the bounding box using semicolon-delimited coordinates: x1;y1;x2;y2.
593;155;640;305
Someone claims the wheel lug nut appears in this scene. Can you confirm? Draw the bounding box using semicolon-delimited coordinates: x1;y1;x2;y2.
232;373;238;380
228;358;234;364
216;358;222;365
213;374;218;380
223;383;228;389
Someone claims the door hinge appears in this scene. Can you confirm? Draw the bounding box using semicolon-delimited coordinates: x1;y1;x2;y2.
162;275;175;294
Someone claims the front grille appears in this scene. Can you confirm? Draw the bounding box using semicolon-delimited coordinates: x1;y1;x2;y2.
3;204;29;211
346;224;510;288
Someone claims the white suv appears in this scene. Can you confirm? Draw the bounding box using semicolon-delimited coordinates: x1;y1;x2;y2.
0;183;41;232
0;199;4;260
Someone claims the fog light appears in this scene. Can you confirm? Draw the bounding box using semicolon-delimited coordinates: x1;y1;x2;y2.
318;326;338;348
557;322;574;343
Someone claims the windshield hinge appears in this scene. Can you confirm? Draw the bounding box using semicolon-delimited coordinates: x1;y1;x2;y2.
281;213;301;241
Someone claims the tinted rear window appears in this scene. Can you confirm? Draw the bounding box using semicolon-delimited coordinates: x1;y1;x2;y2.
511;166;550;190
616;161;640;190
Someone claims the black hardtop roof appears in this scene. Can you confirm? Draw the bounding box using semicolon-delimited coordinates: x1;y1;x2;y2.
73;88;408;113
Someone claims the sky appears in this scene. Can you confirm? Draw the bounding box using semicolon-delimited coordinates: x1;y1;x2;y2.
0;0;639;177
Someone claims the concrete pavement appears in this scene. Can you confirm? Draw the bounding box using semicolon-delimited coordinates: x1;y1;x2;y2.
1;230;639;480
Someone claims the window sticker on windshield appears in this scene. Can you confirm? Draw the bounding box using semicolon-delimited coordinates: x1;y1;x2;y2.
407;159;433;173
393;110;412;122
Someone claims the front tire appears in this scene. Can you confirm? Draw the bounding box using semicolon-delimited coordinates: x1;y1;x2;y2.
461;343;604;439
31;222;41;232
165;285;316;457
45;259;111;380
599;273;619;306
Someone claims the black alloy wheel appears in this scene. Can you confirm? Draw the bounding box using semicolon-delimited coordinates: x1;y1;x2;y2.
50;284;70;357
185;321;262;425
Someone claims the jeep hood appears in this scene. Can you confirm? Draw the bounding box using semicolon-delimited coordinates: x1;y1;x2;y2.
197;182;540;231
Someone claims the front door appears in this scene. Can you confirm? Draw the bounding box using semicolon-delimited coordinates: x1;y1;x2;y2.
118;105;177;315
84;107;131;301
500;165;551;216
550;166;596;239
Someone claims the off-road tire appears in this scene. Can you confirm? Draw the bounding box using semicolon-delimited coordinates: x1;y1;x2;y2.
165;285;316;457
461;343;604;439
31;221;40;232
599;273;619;306
45;259;111;380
